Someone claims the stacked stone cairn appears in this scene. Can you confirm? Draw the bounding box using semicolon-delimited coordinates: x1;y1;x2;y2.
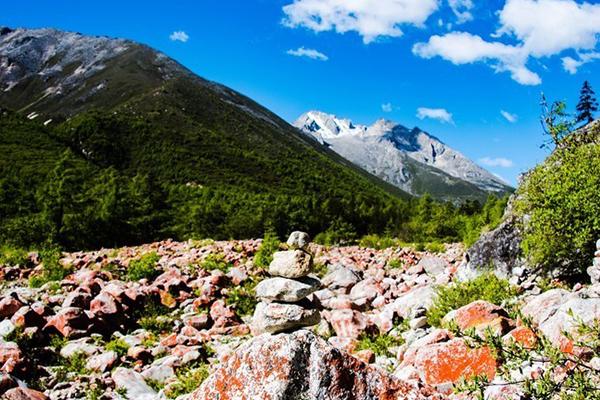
587;239;600;284
252;231;321;334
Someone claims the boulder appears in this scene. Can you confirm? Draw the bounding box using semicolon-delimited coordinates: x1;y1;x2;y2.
10;306;45;329
417;256;447;276
252;302;320;334
112;367;158;400
443;300;514;336
43;307;90;338
60;339;99;358
209;299;238;328
86;350;118;372
521;289;574;326
0;297;22;319
0;373;17;395
325;309;368;339
62;289;92;309
268;250;312;279
189;330;441;400
0;342;22;374
255;276;320;303
321;266;361;292
286;231;310;250
89;292;121;317
2;388;48;400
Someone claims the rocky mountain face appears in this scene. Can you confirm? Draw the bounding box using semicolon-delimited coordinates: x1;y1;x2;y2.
1;235;599;399
295;110;513;201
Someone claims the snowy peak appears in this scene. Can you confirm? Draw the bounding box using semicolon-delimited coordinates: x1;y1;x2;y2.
293;111;512;199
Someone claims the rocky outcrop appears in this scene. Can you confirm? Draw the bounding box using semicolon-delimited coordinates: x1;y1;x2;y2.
190;330;442;400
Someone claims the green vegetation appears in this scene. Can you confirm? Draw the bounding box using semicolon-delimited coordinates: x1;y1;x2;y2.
165;362;210;399
200;253;232;273
387;258;405;269
0;245;29;266
105;338;130;357
515;97;600;276
126;252;160;281
225;278;259;318
355;332;404;357
28;247;71;288
136;298;175;334
253;229;280;268
427;272;518;327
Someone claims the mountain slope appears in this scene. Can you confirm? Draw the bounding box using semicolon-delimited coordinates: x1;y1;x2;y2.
0;27;423;249
294;111;513;201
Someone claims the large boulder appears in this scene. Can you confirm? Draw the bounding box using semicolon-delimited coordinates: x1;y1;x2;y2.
268;250;312;279
189;330;441;400
252;302;320;334
255;277;321;303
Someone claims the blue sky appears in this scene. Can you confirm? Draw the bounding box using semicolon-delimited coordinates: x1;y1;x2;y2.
3;0;600;185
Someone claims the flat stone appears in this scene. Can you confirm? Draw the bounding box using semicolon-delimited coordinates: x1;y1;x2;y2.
321;265;361;291
255;276;320;303
268;250;312;278
252;301;320;334
112;367;158;400
86;350;118;372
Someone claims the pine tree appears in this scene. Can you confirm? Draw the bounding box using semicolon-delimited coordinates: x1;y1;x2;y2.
576;81;598;125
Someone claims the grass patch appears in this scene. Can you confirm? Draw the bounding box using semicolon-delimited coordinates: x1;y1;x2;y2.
200;253;231;273
356;332;404;357
127;252;160;281
164;361;210;399
225;278;259;318
28;247;71;288
105;338;130;357
387;258;405;269
426;272;518;327
0;245;30;266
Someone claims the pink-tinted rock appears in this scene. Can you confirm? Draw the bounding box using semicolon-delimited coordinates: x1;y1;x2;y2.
90;292;121;317
190;330;442;400
63;289;92;309
86;351;118;372
210;300;238;328
0;343;22;374
183;313;211;330
0;297;22;319
325;309;368;339
0;373;17;395
10;307;45;329
44;307;90;338
2;387;48;400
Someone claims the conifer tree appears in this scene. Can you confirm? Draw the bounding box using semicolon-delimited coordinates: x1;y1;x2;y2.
576;80;598;125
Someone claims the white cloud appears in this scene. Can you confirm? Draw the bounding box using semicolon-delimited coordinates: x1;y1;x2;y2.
286;47;329;61
412;32;541;85
561;51;600;74
282;0;439;44
500;110;518;123
169;31;189;43
448;0;474;24
479;157;514;168
414;0;600;85
381;103;393;112
416;107;454;124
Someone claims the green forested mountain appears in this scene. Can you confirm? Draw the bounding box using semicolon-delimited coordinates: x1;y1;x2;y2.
0;27;506;250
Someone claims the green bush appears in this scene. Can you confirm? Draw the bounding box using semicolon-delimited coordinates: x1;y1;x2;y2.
355;332;404;357
358;235;399;250
0;245;29;266
127;252;160;281
105;338;130;357
165;362;210;399
426;272;518;327
515;130;600;275
225;279;258;318
200;253;231;273
29;247;70;288
425;242;446;253
253;230;280;268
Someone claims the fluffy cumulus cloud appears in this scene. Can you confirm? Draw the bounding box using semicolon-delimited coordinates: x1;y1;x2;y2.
416;107;454;124
448;0;474;24
413;0;600;85
381;103;393;112
169;31;189;43
479;157;514;168
282;0;439;43
286;47;329;61
500;110;518;123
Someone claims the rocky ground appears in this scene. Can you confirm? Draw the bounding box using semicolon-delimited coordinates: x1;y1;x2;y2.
1;236;599;399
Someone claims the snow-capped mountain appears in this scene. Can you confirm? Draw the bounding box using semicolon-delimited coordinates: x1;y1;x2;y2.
294;111;512;198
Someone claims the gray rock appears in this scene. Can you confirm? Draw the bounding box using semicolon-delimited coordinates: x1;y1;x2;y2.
252;301;320;334
255;276;321;303
0;320;15;340
417;256;447;276
112;367;162;400
268;250;312;279
141;364;176;385
286;231;310;250
60;339;99;359
321;265;361;291
86;350;118;372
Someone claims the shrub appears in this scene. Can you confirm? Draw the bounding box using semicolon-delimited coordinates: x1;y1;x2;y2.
355;332;404;357
515;130;600;276
253;230;280;269
127;252;160;281
425;242;445;253
200;253;231;273
165;362;210;399
29;247;70;288
387;258;405;269
358;235;399;250
136;298;174;334
105;338;130;357
225;279;258;318
426;272;518;327
0;245;29;266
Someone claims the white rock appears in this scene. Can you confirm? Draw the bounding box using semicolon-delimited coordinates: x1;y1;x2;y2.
417;256;447;276
86;351;118;372
268;250;312;279
255;277;320;303
321;266;361;291
252;301;320;334
0;320;15;340
286;231;310;250
112;367;163;400
60;339;99;358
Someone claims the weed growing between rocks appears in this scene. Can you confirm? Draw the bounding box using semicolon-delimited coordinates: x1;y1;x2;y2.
225;278;259;318
200;253;232;273
105;338;130;357
427;272;518;327
29;247;71;288
253;230;281;269
126;251;160;281
164;361;211;398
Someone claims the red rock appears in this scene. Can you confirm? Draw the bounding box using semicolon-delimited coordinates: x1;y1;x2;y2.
444;300;514;336
0;343;23;374
90;292;121;316
160;333;178;347
2;387;48;400
43;307;90;338
0;297;22;319
183;314;211;330
325;309;368;339
63;289;92;309
412;338;496;386
354;349;376;364
127;346;152;362
10;307;45;328
0;373;18;395
209;300;238;328
189;330;442;400
503;326;537;349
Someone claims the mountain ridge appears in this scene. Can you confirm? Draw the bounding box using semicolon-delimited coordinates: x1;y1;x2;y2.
294;110;512;200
